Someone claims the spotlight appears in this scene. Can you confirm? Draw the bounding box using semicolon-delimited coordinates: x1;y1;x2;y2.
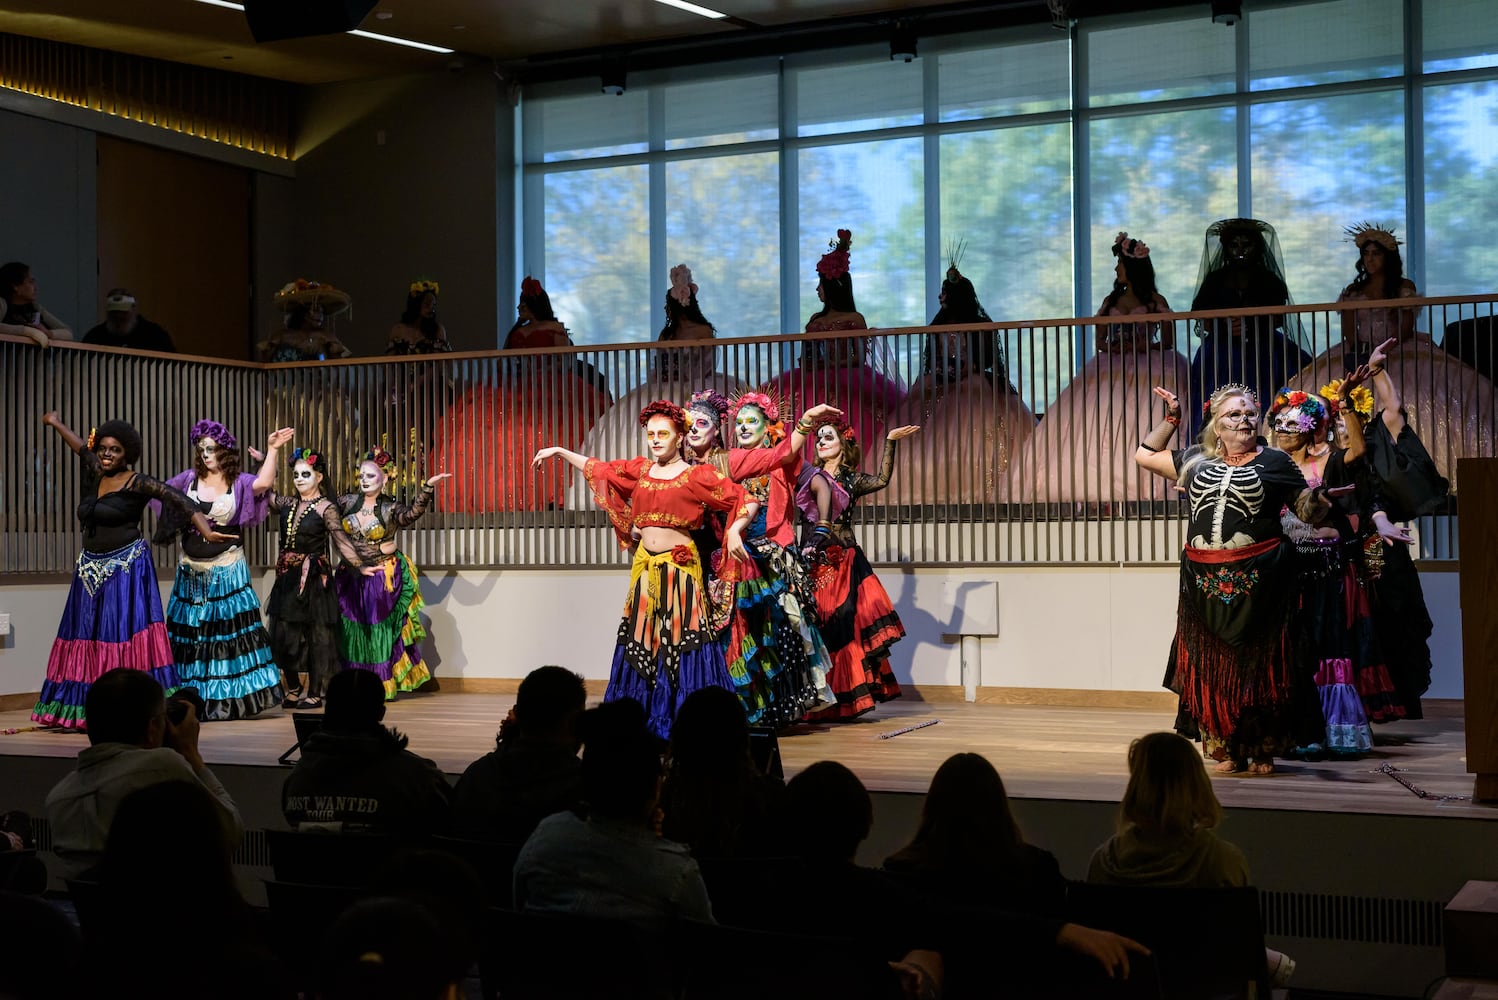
889;22;918;63
1211;0;1241;25
601;58;627;96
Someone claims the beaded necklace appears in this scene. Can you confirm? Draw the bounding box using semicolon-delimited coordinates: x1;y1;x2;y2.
283;496;319;545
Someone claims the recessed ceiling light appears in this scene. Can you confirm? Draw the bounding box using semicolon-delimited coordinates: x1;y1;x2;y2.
652;0;728;20
190;1;454;53
375;10;393;19
451;25;466;30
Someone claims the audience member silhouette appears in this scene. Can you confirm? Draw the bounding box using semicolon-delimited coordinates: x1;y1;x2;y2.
513;698;713;926
319;897;468;1000
281;667;452;835
44;668;241;878
450;665;586;843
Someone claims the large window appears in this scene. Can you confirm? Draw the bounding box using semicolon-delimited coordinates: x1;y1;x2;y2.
522;1;1498;392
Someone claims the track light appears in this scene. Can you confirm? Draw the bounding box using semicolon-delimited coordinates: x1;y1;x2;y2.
1211;0;1241;25
889;22;917;63
601;58;627;96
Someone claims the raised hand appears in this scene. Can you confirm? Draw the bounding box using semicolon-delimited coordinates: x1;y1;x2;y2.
1339;364;1372;397
1368;337;1396;373
266;427;295;450
424;472;454;488
886;424;921;441
799;403;844;426
532;447;562;468
42;411;60;428
1152;386;1181;416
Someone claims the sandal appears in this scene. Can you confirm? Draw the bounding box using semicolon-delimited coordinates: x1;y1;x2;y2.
281;689;303;710
1249;758;1276;776
296;697;324;710
1213;758;1247;774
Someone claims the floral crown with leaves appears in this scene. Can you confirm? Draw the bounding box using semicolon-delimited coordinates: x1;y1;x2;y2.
360;448;397;476
1344;222;1401;253
409;278;440;297
1268;388;1331;432
189;419;238;452
731;390;781;424
816;229;853;281
1112;231;1150;260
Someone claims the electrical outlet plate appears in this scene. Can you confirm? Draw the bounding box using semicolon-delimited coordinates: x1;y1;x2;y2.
0;613;10;635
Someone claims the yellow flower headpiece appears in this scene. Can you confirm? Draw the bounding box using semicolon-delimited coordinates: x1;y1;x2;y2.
1320;379;1375;422
409;278;440;297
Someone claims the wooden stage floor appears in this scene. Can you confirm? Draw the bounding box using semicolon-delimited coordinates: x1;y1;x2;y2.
1;694;1488;821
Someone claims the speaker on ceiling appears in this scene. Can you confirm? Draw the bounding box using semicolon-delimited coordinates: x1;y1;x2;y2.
242;0;379;43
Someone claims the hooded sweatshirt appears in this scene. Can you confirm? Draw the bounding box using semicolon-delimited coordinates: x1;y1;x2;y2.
1087;824;1250;889
282;727;452;835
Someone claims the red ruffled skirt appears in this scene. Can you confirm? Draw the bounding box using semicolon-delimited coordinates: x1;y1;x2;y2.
806;543;903;719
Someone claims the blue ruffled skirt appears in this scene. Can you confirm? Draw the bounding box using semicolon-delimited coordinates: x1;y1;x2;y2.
166;549;284;720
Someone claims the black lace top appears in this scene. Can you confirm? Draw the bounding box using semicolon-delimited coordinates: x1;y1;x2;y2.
74;449;198;553
271;494;363;564
827;439;897;546
337;487;435;562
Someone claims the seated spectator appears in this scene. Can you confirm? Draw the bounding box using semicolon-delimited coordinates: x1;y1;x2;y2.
319;897;467;1000
450;665;585;843
1088;732;1249;888
85;781;294;999
884;752;1066;918
1087;731;1295;988
513;698;713;926
44;668;241;878
282;668;453;834
81;288;176;352
661;686;785;859
1;261;73;347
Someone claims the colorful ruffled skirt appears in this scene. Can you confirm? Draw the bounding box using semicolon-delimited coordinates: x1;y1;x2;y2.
165;549;284;720
337;552;431;700
1167;538;1322;762
806;542;904;720
606;543;735;740
718;536;834;728
33;540;179;730
1291;537;1379;754
266;551;342;699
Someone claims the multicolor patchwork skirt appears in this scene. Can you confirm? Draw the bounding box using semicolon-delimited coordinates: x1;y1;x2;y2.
337;552;431;700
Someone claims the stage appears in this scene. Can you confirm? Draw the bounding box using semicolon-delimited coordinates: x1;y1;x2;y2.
1;693;1485;821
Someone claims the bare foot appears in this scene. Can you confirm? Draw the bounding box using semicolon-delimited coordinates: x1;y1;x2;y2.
1213;759;1245;774
1249;758;1275;775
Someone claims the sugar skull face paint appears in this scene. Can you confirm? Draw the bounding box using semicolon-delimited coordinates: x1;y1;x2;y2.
815;425;842;461
686;410;719;450
644;415;682;461
735;406;767;447
292;460;322;497
198;437;221;471
357;461;386;496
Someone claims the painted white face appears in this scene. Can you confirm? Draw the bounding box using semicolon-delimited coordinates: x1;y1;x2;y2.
735;405;767;447
644;415;681;461
1215;395;1259;437
815;425;842;461
685;409;719;450
198;437;220;471
292;460;322;497
357;461;386;496
1272;409;1308;436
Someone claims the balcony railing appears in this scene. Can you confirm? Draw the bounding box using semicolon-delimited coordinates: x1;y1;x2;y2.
4;293;1493;572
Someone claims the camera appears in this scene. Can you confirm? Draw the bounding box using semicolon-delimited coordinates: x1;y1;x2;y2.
165;687;205;727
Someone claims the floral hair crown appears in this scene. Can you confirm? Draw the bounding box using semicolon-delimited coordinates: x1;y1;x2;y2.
1112;231;1150;260
520;275;544;300
288;446;322;468
361;448;397;476
1268;388;1331;432
731;390;781;424
668;264;698;308
686;388;729;422
1319;379;1374;422
409;278;440;297
189;419;238;452
816;417;857;443
816;229;853;281
1202;382;1257;416
1344;222;1401;253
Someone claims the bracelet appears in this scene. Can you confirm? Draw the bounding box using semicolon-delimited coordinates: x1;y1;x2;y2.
1164;413;1180;427
1139;443;1160;453
795;418;815;434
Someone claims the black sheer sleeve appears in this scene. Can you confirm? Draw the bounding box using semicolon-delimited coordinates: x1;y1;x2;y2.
317;499;364;566
844;439;897;500
78;446;103;482
391;484;437;529
267;491;295;515
132;474;200;522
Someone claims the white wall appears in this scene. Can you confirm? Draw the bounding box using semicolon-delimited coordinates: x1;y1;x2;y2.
0;563;1465;699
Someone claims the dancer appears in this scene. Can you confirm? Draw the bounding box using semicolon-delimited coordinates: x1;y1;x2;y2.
32;413;229;730
1025;231;1186;503
533;400;753;739
772;230;906;470
805;418;920;719
571;264;743;502
714;392;844;725
268;446;371;710
1292;222;1492;492
435;276;609;512
1268;381;1399;754
154;421;290;720
337;448;451;700
1328;337;1439;720
893;251;1035;505
1189;219;1311;431
1134;384;1337;774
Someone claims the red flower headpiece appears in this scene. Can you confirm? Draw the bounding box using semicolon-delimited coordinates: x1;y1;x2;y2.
816;229;853;281
638;399;687;432
520;275;545;300
731;390;780;424
288;446;322;468
361;448;397;476
818;417;857;443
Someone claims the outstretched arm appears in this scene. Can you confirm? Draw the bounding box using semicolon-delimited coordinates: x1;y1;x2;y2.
533;446;589;473
1365;337;1405;438
1134;387;1182;480
1335;367;1370;465
42;411;88;454
392;473;451;529
251;428;294;495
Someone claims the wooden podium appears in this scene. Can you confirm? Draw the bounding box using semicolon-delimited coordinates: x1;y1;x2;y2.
1458;458;1498;803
